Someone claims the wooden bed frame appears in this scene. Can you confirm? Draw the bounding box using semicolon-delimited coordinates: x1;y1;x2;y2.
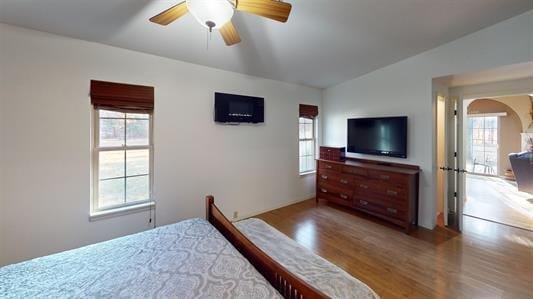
205;195;328;299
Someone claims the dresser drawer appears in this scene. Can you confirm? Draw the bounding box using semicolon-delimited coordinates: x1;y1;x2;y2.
355;192;408;210
368;170;408;186
354;181;408;208
317;183;353;202
342;165;367;177
318;170;355;188
353;180;376;194
320;192;352;207
373;185;409;201
318;161;343;172
354;198;407;221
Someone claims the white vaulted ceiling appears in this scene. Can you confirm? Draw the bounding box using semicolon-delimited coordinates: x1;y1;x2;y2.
1;0;532;88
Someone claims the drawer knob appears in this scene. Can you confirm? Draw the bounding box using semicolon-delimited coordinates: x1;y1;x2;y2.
340;179;348;184
340;194;348;199
359;184;368;189
387;190;398;196
321;175;328;179
360;200;368;205
380;175;390;180
387;207;398;214
321;188;328;193
326;165;332;169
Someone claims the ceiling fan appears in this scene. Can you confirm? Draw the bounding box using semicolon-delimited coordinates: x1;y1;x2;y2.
149;0;292;46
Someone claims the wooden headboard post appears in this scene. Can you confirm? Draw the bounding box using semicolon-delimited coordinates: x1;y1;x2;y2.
205;195;214;222
205;196;328;299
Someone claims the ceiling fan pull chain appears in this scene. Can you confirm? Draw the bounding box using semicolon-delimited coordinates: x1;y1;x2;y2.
206;28;209;51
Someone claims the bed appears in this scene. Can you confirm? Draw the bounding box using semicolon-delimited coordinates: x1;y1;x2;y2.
0;196;378;298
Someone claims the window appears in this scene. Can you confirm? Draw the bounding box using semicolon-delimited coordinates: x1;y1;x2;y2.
467;116;498;175
92;109;153;212
299;117;316;174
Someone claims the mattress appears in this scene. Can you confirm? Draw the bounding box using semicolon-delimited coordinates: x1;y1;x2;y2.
0;218;281;299
235;218;379;299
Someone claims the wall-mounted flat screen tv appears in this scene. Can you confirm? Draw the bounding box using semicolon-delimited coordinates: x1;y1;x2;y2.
214;92;264;123
347;116;407;158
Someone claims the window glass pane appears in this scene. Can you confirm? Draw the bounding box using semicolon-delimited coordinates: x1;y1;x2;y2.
306;156;314;172
299;157;305;173
472;118;482;128
126;119;149;146
99;151;125;179
126;113;149;119
468;116;498;175
99;178;125;207
127;149;149;176
299;123;305;139
305;123;313;139
306;140;314;157
100;118;125;147
100;110;125;118
299;141;305;157
126;175;149;202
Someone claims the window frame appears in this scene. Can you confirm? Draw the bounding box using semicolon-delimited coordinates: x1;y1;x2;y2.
299;116;317;175
91;108;154;214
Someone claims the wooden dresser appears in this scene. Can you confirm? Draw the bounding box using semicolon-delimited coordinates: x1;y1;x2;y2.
316;158;420;233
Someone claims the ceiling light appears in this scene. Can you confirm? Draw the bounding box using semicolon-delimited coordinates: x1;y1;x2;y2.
186;0;234;31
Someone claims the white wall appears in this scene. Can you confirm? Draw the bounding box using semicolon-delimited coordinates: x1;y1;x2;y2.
322;10;533;229
0;24;321;266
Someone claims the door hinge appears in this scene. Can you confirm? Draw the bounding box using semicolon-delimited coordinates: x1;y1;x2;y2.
454;152;457;157
454;192;457;198
454;110;457;116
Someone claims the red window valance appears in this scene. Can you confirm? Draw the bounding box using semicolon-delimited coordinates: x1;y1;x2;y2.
90;80;154;113
299;104;319;119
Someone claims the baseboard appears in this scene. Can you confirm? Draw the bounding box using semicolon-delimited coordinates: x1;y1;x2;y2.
233;194;315;222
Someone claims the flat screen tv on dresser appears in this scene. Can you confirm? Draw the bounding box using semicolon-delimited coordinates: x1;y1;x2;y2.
347;116;407;158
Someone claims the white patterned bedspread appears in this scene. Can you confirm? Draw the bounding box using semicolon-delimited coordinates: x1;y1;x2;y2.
0;218;281;299
235;218;379;299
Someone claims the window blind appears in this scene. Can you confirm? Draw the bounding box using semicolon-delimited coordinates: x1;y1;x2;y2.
90;80;154;113
299;104;318;119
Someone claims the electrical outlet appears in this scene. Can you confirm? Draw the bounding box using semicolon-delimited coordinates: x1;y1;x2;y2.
233;211;238;219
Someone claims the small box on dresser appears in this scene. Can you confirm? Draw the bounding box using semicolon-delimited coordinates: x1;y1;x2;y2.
319;146;346;161
316;158;420;233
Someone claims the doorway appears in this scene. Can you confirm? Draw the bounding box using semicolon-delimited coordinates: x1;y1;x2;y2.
433;64;533;232
462;95;533;231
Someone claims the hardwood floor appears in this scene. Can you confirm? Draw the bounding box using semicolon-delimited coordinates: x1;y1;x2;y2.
464;174;533;231
254;199;533;299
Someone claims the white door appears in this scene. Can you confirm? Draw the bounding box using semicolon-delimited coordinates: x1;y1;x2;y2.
456;97;466;231
443;96;466;231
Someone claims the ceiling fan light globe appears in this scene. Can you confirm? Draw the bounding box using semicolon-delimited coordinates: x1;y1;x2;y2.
186;0;234;30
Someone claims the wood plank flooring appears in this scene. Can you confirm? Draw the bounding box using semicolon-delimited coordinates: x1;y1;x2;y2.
464;174;533;231
254;199;533;299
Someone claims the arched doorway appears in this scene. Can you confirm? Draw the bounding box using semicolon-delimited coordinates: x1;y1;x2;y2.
463;96;532;231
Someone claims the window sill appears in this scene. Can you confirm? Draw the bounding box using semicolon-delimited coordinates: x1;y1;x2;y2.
300;170;316;176
89;201;155;222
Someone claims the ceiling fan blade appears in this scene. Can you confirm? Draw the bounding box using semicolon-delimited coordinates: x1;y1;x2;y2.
149;1;188;25
220;21;242;46
236;0;292;23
